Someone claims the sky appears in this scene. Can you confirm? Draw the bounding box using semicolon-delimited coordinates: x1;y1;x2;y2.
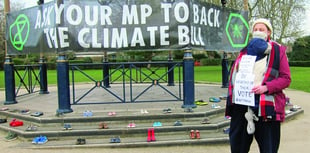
3;0;310;36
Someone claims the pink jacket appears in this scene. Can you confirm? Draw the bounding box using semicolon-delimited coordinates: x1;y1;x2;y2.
264;42;291;122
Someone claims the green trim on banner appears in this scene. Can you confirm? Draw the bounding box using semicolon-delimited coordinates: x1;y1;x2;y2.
225;13;249;48
9;14;30;51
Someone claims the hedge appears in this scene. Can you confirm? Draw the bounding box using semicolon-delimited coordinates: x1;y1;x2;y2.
289;61;310;67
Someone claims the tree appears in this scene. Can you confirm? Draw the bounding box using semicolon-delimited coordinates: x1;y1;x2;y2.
0;1;26;69
208;0;307;44
247;0;306;43
289;35;310;61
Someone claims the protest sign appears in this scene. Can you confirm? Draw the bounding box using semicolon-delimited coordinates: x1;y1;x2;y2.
6;0;249;54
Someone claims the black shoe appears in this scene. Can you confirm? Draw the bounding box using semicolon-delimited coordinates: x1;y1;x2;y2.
0;118;7;123
76;138;86;145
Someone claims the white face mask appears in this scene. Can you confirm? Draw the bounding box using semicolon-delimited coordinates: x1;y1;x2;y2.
252;31;268;40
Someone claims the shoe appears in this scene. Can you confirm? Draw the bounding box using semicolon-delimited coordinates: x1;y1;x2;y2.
83;110;93;117
174;120;182;126
20;109;30;115
153;122;162;127
31;112;43;117
285;110;292;115
141;109;149;114
63;123;72;130
110;136;121;143
219;95;227;100
223;127;230;134
147;128;152;142
209;97;221;102
184;107;194;113
163;108;172;113
293;105;301;109
108;112;116;116
99;122;109;129
211;104;221;109
147;128;156;142
26;125;38;131
195;100;208;106
9;119;24;127
190;130;195;139
5;131;17;141
195;130;201;139
290;107;298;112
0;118;7;123
76;138;86;145
150;128;156;141
127;122;136;128
225;116;231;120
201;118;210;124
0;107;9;111
32;135;48;144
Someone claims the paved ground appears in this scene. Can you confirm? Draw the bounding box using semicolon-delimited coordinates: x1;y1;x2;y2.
0;84;309;153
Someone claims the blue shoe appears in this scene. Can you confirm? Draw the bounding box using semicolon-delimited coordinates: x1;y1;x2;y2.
209;97;221;103
223;128;230;134
32;135;48;144
153;122;162;127
174;120;182;126
63;123;72;130
83;110;93;117
37;136;48;144
87;111;93;117
32;136;40;144
83;111;88;117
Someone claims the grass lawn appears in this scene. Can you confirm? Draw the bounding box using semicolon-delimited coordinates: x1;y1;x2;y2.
0;66;309;93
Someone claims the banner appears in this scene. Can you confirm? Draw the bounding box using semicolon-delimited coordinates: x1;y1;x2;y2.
5;0;249;55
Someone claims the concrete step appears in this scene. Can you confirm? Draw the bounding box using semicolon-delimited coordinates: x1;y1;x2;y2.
15;130;230;149
0;106;304;148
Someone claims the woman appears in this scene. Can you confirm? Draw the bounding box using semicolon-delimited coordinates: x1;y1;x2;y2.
225;18;291;153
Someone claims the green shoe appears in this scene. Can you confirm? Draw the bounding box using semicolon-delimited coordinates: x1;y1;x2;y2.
195;100;208;106
5;131;17;141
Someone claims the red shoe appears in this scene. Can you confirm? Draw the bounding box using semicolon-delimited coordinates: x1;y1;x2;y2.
151;128;156;141
147;128;152;142
10;119;23;127
195;130;200;139
190;130;195;139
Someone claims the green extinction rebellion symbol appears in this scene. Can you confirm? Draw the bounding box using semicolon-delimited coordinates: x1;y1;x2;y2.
9;14;30;51
225;13;249;48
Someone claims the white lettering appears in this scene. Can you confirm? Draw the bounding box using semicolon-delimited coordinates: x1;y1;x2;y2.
147;26;158;46
140;5;152;24
174;2;189;23
131;28;145;47
111;28;128;48
161;3;172;23
55;3;65;24
85;6;99;26
178;25;189;45
193;4;199;24
58;27;69;48
78;28;90;48
100;6;112;25
122;5;139;25
66;4;83;25
160;26;169;46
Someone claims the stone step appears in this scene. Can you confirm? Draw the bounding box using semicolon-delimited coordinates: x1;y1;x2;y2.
0;107;304;148
15;130;230;149
0;112;230;139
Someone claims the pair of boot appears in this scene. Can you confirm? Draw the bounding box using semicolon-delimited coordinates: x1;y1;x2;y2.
190;130;200;139
99;122;109;129
147;128;156;142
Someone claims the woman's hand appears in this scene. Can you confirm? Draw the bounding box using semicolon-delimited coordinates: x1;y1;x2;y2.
251;85;268;94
